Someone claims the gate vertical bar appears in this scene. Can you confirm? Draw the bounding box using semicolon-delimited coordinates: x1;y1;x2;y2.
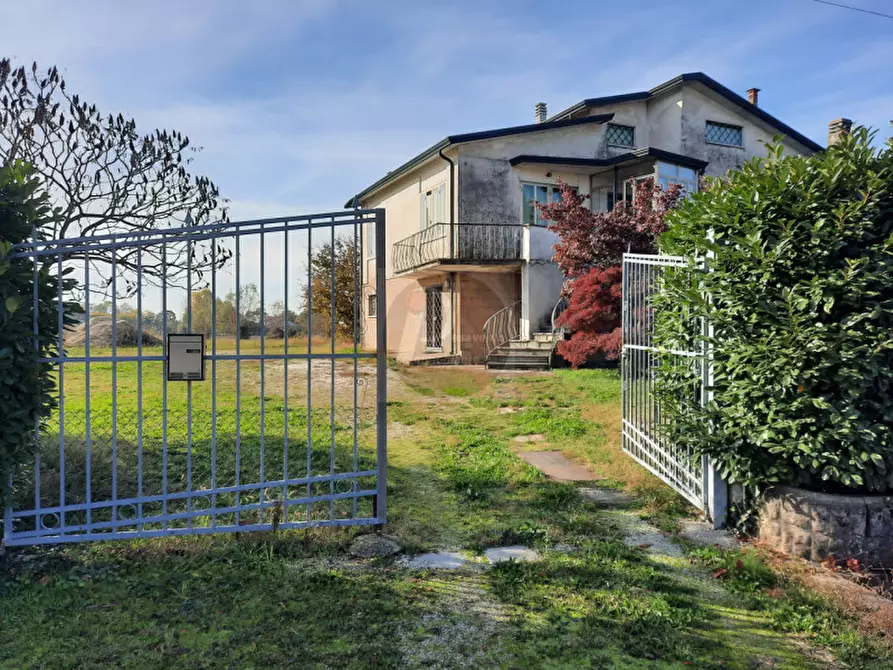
235;234;242;526
375;209;387;523
161;248;169;529
211;240;218;529
84;254;91;529
111;253;118;527
306;222;312;522
136;250;144;530
329;218;336;521
282;222;289;515
259;222;266;522
186;239;193;530
352;215;359;518
56;253;65;532
32;237;40;524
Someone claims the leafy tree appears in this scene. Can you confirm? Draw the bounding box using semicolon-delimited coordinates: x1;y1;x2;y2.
0;163;79;498
656;130;893;493
0;59;229;290
305;238;361;339
537;178;682;367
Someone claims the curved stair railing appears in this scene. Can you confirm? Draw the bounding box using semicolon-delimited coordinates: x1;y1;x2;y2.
483;300;522;359
550;296;569;341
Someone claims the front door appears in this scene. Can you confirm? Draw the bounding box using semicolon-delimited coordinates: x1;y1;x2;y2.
425;286;443;351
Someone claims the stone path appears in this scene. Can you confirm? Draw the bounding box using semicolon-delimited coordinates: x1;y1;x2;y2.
517;450;600;482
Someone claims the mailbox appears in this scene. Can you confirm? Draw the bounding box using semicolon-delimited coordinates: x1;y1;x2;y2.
167;334;205;381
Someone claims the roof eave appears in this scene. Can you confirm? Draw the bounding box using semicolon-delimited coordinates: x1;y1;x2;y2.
346;113;614;207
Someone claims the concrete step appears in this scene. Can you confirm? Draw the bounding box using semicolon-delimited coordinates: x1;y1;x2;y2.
487;347;553;370
506;338;554;350
492;347;552;358
487;357;551;371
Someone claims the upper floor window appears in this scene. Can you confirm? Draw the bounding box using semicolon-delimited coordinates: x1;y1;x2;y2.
705;121;743;147
522;182;566;226
606;123;635;148
421;183;446;229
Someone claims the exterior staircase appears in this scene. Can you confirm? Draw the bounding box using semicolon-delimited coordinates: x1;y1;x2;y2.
486;332;556;370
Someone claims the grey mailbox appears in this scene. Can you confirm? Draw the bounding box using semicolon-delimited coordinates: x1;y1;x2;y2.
167;334;205;381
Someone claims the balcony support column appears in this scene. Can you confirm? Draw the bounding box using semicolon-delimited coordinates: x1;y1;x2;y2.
519;227;531;341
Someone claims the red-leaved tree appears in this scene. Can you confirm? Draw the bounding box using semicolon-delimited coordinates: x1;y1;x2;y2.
537;178;683;367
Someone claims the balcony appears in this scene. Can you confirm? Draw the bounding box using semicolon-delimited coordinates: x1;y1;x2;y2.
392;223;523;275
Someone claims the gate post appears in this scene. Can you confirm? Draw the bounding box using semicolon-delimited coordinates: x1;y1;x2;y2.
374;208;388;525
701;245;727;529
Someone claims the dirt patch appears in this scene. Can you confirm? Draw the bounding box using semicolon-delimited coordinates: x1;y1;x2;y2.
761;546;893;645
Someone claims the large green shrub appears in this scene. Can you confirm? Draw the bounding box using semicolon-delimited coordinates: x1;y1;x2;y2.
0;162;78;503
656;129;893;493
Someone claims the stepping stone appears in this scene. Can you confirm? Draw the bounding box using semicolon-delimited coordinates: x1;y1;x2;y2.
484;545;540;564
519;451;599;482
349;533;402;559
513;434;547;443
579;487;635;504
402;552;470;569
678;520;738;550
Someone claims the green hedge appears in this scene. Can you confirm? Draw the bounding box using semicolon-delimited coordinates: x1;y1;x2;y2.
656;130;893;493
0;162;77;503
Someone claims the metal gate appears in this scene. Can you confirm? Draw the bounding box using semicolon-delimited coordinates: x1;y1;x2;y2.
620;253;726;525
3;209;387;545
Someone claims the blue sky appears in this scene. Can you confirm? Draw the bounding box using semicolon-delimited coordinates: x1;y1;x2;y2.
3;0;892;223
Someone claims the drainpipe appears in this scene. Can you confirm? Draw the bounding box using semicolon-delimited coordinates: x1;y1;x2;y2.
439;149;457;355
612;166;618;206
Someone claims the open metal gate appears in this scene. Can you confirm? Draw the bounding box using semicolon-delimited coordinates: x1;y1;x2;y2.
621;253;726;526
3;209;387;545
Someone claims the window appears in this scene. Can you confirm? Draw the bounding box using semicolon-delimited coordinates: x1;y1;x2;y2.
366;222;376;259
606;123;635;148
656;162;698;195
522;182;568;226
367;294;377;318
705;121;743;147
421;183;446;229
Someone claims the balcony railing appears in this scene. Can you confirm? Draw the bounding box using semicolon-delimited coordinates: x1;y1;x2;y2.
392;223;523;275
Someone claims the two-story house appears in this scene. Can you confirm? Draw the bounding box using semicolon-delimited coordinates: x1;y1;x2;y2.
346;72;823;368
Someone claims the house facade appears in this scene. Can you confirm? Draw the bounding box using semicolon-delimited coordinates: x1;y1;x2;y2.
347;72;823;366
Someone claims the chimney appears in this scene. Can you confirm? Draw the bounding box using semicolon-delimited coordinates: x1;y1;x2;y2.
828;118;853;146
535;102;547;124
747;87;760;106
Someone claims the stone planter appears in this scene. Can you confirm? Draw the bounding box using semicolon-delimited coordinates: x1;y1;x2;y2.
759;486;893;568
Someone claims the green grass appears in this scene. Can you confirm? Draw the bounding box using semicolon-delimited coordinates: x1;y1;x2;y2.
1;365;890;668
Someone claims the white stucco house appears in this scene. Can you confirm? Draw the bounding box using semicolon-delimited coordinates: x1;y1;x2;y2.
346;72;824;368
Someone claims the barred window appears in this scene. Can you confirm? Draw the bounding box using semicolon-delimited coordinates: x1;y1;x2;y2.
706;121;743;147
368;294;377;317
606;123;635;148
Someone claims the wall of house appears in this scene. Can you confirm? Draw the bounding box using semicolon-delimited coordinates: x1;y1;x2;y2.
521;261;565;339
359;154;453;357
458;141;593;225
368;272;456;361
680;84;815;177
458;271;520;362
646;93;683;151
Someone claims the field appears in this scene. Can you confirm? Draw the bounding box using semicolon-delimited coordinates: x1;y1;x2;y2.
1;364;890;668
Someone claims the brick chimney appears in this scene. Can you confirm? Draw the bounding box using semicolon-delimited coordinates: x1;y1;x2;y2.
747;87;760;106
535;102;547;124
828;118;853;146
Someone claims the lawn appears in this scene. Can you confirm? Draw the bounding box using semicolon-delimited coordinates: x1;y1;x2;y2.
1;364;890;669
